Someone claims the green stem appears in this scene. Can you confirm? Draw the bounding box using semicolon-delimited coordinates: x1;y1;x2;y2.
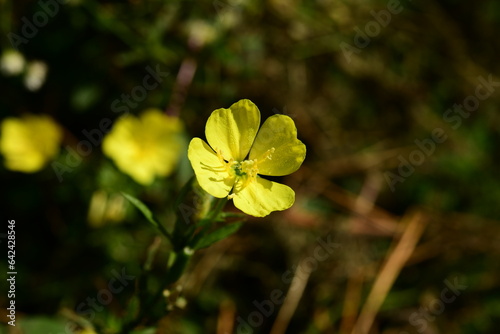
165;249;193;285
187;197;228;248
156;220;174;246
121;196;228;332
209;197;228;220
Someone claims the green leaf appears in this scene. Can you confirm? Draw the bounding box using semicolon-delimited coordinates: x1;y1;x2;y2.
122;192;160;228
220;212;247;219
122;193;173;243
196;215;225;227
194;222;243;250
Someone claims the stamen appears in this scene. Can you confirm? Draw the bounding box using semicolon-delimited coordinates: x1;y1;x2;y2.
225;149;276;199
237;159;258;188
257;147;275;164
216;149;234;173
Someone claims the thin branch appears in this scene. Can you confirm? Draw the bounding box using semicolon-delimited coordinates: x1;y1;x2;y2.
351;210;428;334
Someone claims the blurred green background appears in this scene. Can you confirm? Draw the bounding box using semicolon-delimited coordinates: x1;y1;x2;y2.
1;0;500;333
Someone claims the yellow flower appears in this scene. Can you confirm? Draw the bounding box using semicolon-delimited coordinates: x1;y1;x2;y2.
188;99;306;217
0;114;62;172
102;109;184;185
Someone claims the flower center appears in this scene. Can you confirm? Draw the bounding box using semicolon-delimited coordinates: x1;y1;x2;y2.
233;159;259;178
216;147;275;198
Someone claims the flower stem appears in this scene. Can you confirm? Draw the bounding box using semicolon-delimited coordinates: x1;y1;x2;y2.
121;195;229;332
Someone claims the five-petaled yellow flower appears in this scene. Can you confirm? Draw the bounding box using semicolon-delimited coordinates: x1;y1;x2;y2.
0;114;62;172
103;109;184;185
188;99;306;217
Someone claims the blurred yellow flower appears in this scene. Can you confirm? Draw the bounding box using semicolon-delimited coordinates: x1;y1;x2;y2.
87;190;126;227
0;114;62;172
102;109;184;185
188;99;306;217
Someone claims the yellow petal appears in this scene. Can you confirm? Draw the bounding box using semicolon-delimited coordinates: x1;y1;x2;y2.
141;108;184;133
102;115;145;182
205;99;261;161
102;110;184;185
141;109;185;178
232;177;295;217
188;138;234;198
249;115;306;176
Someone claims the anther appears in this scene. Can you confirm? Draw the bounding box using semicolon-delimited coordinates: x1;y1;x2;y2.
257;147;275;164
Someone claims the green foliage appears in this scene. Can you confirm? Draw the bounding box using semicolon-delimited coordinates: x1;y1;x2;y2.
194;221;243;250
121;193;164;234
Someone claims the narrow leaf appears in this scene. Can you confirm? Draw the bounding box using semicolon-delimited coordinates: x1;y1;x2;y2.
122;192;160;228
122;193;174;243
194;222;243;250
